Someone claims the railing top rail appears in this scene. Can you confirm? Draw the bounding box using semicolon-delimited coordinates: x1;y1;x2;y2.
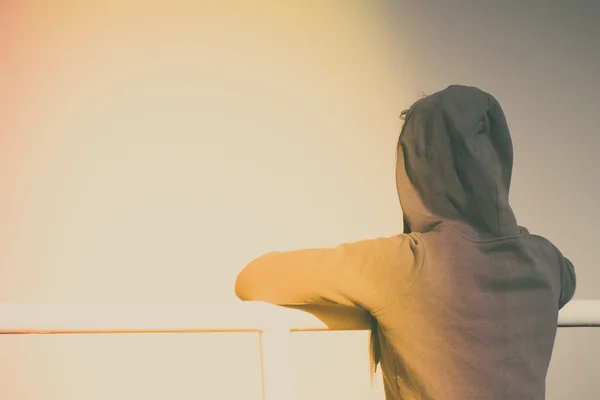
0;300;598;334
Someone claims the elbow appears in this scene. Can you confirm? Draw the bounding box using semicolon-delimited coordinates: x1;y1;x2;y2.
235;264;259;301
234;270;249;301
234;253;275;301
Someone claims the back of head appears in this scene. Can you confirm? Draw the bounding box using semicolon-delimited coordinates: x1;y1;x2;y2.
396;85;519;240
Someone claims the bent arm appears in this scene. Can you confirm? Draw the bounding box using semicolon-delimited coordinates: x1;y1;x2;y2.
234;235;423;315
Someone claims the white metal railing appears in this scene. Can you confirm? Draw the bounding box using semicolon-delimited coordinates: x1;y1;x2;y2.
0;300;598;400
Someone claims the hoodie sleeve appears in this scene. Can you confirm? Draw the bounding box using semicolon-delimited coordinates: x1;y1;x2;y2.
234;234;424;314
558;256;576;310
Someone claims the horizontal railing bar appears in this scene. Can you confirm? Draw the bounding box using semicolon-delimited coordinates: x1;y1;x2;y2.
0;329;263;335
0;302;326;334
0;300;598;334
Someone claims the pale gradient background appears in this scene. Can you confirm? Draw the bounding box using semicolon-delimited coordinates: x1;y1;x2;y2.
1;1;598;399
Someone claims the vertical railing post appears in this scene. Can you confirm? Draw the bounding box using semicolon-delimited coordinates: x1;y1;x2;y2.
259;327;293;400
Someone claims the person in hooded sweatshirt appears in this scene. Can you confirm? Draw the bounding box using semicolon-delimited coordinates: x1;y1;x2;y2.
234;85;576;400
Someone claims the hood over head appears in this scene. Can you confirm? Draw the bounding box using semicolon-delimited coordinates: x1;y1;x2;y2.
396;85;519;240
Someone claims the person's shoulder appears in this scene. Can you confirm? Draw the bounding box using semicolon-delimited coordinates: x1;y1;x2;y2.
518;227;567;263
522;227;555;247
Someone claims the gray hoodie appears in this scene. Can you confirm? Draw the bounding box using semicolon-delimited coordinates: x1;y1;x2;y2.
235;85;576;399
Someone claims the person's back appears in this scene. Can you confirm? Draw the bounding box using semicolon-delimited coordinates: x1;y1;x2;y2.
375;227;573;399
235;85;576;399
